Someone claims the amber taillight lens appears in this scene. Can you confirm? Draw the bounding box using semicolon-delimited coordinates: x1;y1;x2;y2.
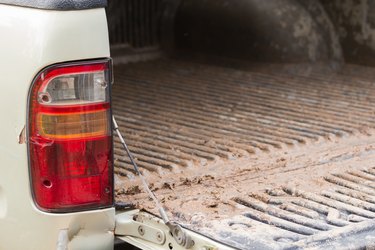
28;59;113;212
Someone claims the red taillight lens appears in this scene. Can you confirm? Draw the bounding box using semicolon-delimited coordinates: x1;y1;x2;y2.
28;59;113;212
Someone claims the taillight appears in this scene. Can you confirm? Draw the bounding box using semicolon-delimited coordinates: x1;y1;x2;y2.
28;59;113;212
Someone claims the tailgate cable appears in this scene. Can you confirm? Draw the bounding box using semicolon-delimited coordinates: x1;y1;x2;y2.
112;116;194;249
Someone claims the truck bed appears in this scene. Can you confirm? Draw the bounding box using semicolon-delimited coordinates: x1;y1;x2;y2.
112;58;375;249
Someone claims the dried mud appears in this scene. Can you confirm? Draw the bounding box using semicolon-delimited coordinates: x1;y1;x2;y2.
115;131;375;227
112;59;375;248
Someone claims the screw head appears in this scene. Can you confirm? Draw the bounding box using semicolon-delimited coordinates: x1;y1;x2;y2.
138;226;145;236
156;232;163;242
95;77;108;88
38;92;51;104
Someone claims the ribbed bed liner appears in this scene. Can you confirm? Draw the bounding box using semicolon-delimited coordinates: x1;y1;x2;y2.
113;58;375;249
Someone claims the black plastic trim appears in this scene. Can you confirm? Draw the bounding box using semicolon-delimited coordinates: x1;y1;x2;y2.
0;0;107;10
114;238;141;250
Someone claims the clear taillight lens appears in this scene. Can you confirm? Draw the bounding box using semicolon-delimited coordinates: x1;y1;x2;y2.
28;59;113;212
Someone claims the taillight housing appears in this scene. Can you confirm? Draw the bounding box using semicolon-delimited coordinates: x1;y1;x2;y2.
28;59;113;212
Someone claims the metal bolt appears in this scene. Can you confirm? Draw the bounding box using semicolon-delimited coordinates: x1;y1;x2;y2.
156;232;163;242
138;225;145;236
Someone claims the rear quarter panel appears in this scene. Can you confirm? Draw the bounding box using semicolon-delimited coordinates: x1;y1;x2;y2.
0;4;115;250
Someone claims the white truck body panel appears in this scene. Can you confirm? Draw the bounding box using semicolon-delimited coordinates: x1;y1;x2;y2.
0;5;115;249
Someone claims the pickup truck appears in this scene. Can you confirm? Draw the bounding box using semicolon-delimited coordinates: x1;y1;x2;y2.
1;0;375;249
0;1;231;249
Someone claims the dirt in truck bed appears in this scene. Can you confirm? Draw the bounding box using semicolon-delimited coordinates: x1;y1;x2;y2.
112;58;375;249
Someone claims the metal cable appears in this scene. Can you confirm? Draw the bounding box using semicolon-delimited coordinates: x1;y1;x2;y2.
112;116;170;223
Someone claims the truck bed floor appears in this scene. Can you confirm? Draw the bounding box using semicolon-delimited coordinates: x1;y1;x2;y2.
112;58;375;249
